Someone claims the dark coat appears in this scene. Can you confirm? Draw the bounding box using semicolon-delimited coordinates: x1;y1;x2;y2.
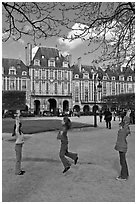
104;110;112;121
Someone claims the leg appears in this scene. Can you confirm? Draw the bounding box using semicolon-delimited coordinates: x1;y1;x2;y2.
15;144;22;174
119;151;129;179
106;121;108;128
109;121;111;129
59;144;71;169
65;150;78;161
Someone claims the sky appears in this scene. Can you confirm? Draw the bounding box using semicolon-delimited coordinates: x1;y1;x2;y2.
2;2;103;66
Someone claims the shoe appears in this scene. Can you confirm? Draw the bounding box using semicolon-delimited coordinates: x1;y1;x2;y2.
63;166;70;173
74;157;78;165
17;171;25;175
116;176;127;181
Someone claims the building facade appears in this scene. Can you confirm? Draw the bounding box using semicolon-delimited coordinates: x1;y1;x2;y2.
2;45;135;115
28;46;73;115
2;58;30;110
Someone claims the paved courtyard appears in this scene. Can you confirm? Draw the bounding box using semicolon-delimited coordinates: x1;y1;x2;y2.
2;116;135;202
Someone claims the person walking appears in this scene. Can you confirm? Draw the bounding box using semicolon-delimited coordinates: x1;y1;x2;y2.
104;108;112;129
114;122;130;181
14;113;25;175
99;110;103;122
57;116;78;173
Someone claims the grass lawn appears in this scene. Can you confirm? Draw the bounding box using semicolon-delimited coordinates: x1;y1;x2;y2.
2;118;93;134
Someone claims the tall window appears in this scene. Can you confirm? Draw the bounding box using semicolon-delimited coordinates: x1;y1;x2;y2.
85;87;88;101
58;70;61;80
55;70;57;80
34;59;40;66
48;59;55;67
42;70;45;79
46;70;49;80
75;86;79;102
62;83;64;94
9;67;16;75
55;83;58;94
112;82;115;95
50;70;54;79
22;79;26;90
46;82;49;94
10;79;16;90
63;61;68;68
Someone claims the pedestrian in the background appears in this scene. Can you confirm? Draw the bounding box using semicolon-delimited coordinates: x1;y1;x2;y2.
120;110;125;122
130;109;135;124
123;110;131;127
114;122;130;181
99;110;103;122
113;110;116;121
57;116;78;173
14;114;25;175
104;108;112;129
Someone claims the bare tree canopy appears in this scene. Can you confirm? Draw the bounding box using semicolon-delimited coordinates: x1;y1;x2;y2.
2;2;135;67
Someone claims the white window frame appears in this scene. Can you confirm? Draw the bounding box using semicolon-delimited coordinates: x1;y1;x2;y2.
103;76;107;80
127;76;132;81
83;73;89;79
22;71;27;76
75;74;79;79
63;61;68;68
9;66;16;75
34;59;40;66
48;59;55;67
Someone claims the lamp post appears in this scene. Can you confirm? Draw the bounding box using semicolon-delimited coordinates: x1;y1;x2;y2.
93;72;102;127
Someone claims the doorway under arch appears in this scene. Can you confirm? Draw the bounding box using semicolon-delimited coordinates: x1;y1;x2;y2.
83;105;90;115
73;105;80;112
34;100;40;115
48;98;57;115
63;100;69;112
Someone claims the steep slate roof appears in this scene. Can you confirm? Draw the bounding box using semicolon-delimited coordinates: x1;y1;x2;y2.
2;58;29;76
105;67;119;80
31;47;70;68
72;64;106;79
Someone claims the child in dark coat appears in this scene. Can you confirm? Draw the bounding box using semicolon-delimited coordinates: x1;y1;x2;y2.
114;122;130;181
57;116;78;173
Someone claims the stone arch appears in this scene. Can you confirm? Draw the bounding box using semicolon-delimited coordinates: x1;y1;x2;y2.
83;105;90;114
73;105;80;112
48;98;57;115
34;100;40;115
63;100;69;112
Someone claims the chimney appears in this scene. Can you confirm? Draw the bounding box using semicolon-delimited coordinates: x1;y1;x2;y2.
77;57;81;72
25;43;32;66
68;54;72;67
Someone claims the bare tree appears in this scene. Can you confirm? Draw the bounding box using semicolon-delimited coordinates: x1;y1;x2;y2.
2;2;135;67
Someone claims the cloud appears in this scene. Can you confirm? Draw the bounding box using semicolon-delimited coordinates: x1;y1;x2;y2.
18;38;25;45
58;23;91;50
23;24;32;32
2;31;10;40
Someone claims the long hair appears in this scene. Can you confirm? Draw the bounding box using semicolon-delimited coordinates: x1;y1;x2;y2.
63;116;72;130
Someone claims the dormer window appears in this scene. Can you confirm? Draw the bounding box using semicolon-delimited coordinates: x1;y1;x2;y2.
75;74;79;79
119;76;124;81
2;67;4;74
83;73;89;79
22;71;27;76
34;59;40;66
103;76;107;80
127;76;132;81
17;64;21;69
9;66;16;75
48;58;55;67
63;61;68;68
112;76;115;80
